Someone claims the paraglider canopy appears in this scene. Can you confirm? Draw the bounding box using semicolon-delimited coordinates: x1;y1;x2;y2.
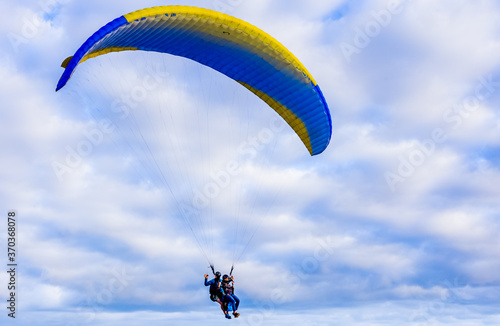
56;5;332;155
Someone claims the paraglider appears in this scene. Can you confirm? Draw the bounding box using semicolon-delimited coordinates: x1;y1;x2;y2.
204;272;225;315
56;5;331;155
57;5;332;318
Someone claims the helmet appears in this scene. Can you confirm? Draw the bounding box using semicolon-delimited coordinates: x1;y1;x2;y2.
215;271;221;278
222;274;229;281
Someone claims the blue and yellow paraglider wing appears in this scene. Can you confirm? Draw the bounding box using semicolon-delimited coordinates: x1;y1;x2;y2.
57;6;332;155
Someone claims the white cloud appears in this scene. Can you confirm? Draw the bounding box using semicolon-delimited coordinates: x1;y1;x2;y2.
2;0;500;324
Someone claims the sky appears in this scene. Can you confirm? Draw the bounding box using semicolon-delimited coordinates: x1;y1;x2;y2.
1;0;500;325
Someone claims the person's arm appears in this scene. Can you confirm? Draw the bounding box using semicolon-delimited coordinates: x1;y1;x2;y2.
204;274;211;286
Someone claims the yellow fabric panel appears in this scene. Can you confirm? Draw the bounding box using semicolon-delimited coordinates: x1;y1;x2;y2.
237;81;313;155
61;56;73;68
123;6;317;86
79;47;139;65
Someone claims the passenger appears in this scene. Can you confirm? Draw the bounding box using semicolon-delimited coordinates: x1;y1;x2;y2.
221;274;240;318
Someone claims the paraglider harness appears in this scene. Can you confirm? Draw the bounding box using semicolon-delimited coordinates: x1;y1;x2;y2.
209;285;222;302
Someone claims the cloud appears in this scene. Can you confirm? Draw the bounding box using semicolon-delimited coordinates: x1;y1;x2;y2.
2;0;500;325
